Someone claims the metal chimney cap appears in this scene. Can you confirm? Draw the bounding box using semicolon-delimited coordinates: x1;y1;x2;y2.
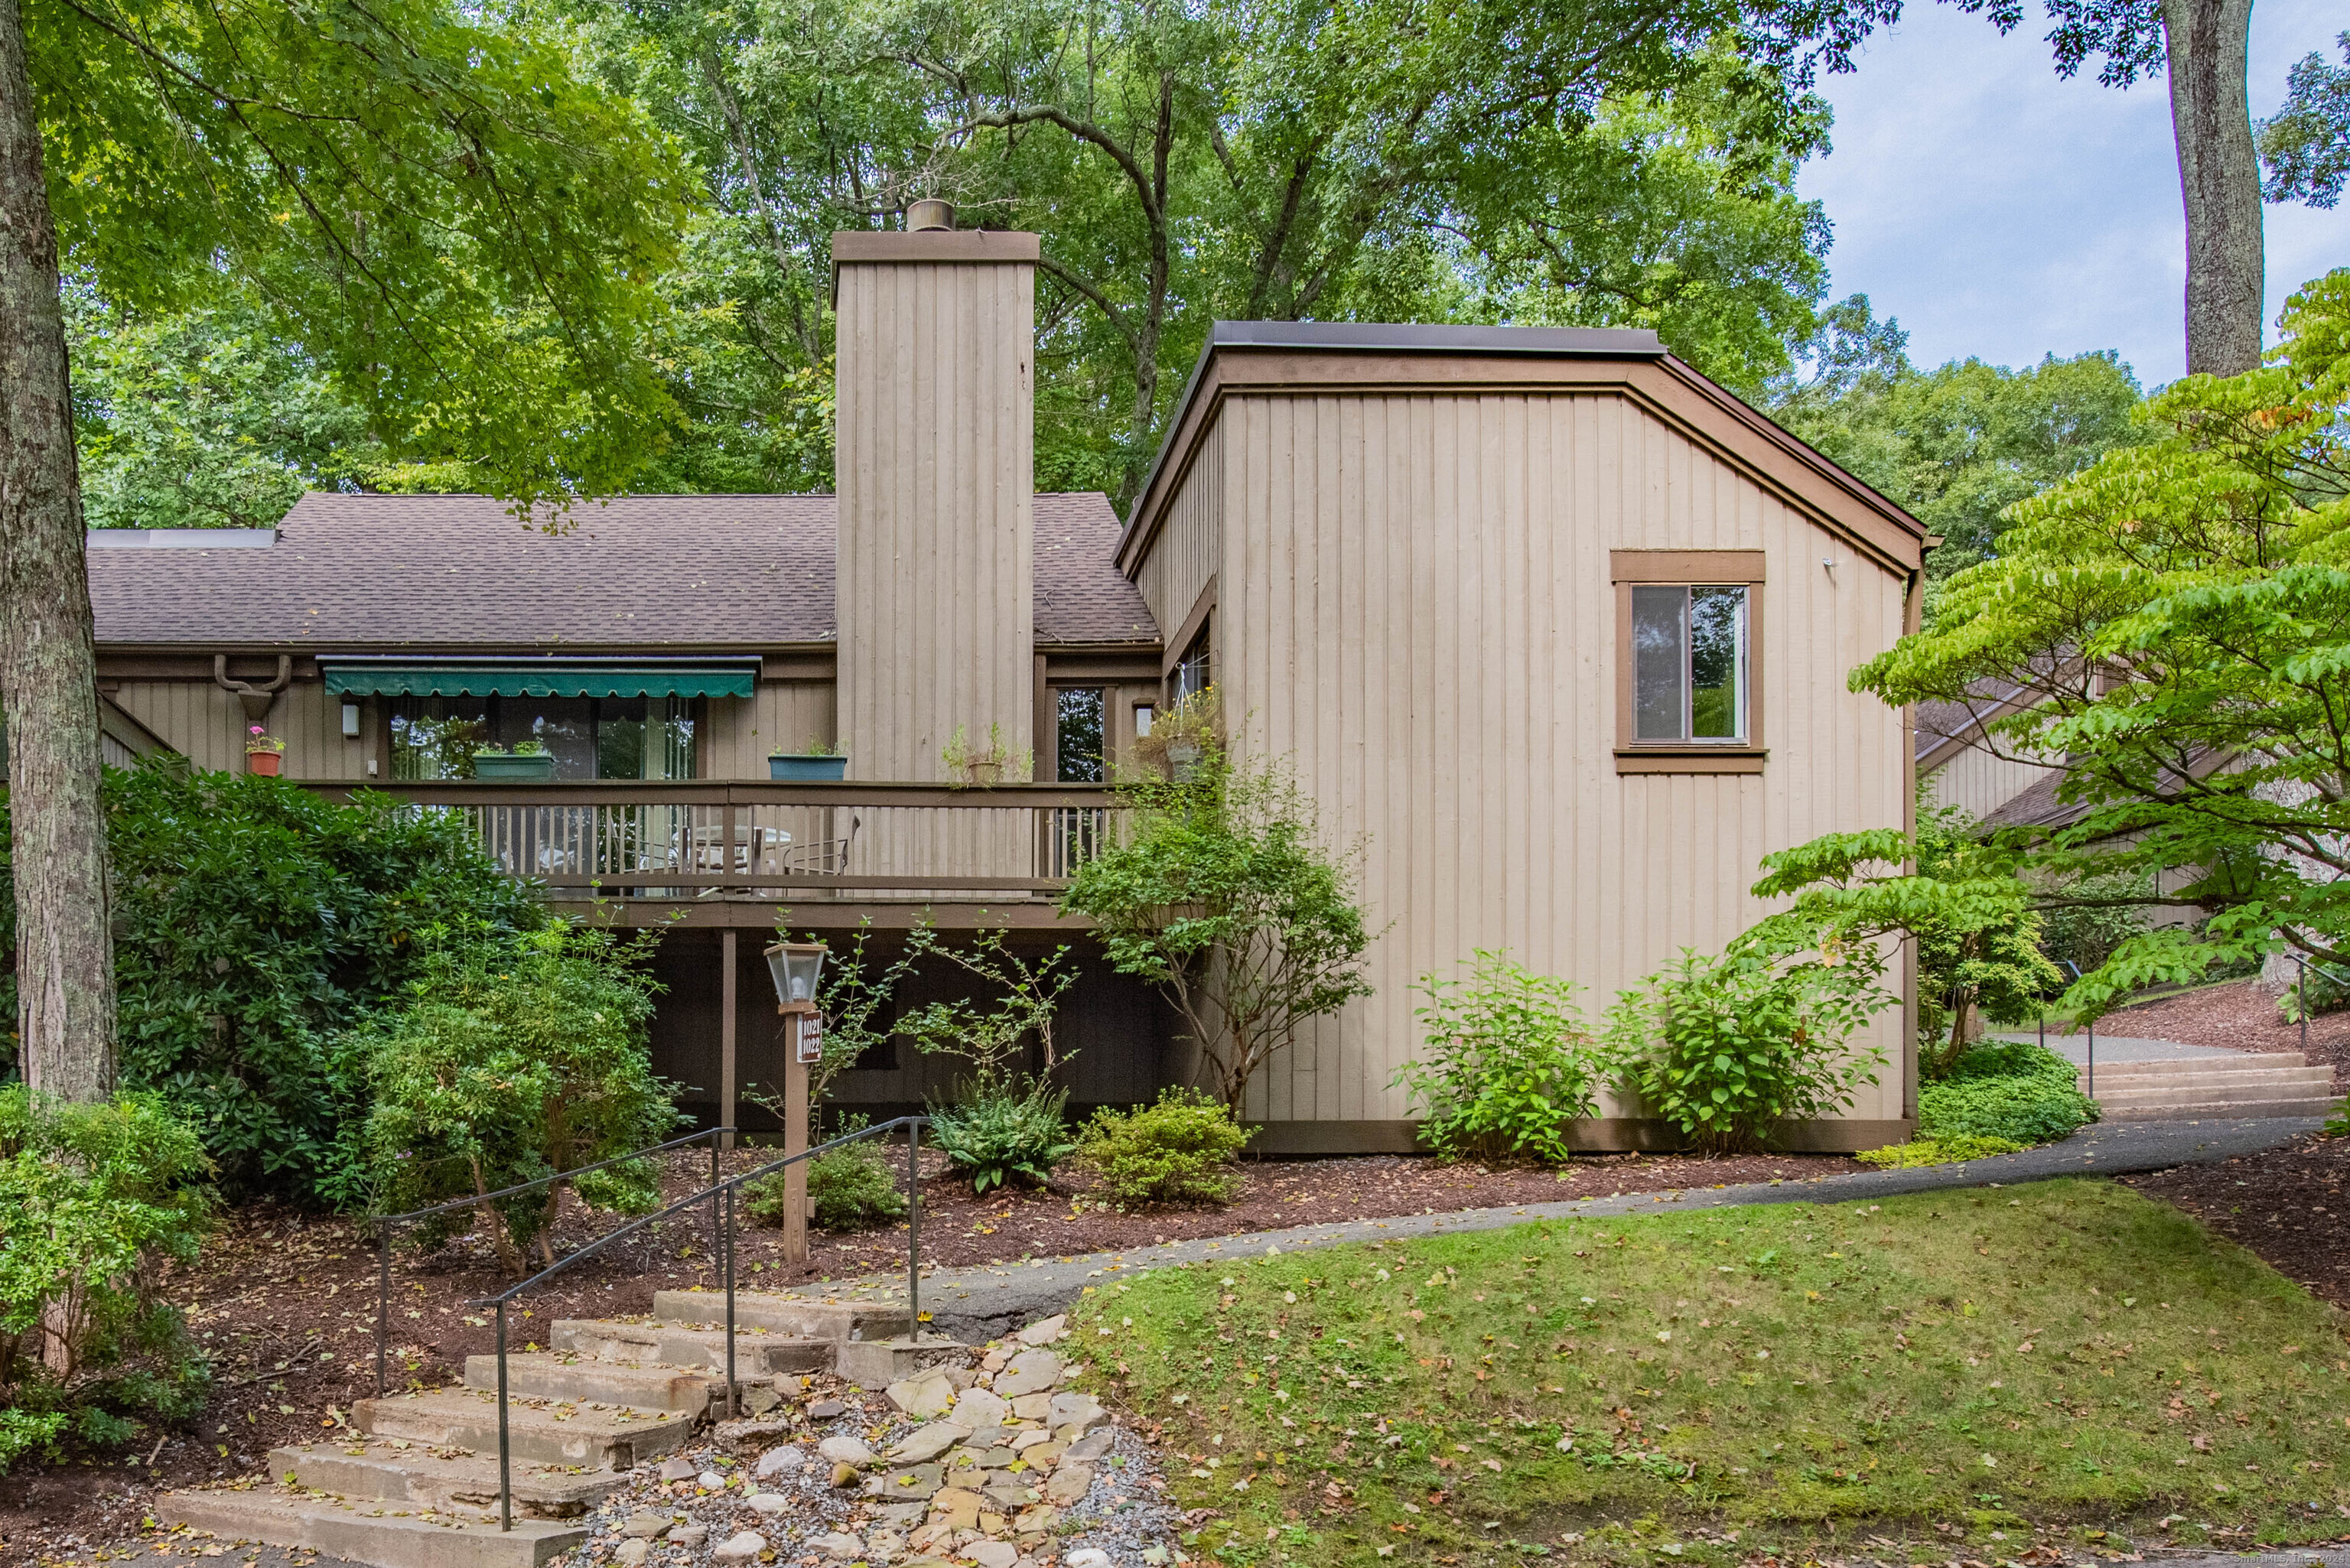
907;198;955;233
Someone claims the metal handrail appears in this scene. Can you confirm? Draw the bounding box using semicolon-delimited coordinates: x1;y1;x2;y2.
369;1127;734;1400
459;1116;929;1532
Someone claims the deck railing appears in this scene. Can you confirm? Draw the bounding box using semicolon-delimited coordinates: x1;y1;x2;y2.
314;779;1124;901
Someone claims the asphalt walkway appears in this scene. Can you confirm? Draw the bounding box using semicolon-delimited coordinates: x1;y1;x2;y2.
861;1114;2325;1341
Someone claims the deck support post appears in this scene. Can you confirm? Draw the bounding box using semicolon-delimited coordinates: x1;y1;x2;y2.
720;929;738;1152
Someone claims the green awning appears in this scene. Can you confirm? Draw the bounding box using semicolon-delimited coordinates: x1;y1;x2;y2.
322;663;756;699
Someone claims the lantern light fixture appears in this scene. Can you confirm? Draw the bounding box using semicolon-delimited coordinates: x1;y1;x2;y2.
763;941;828;1010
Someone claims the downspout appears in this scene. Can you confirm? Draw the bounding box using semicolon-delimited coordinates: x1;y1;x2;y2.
214;654;292;726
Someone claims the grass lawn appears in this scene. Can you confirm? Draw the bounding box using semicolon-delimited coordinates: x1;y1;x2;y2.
1063;1179;2350;1567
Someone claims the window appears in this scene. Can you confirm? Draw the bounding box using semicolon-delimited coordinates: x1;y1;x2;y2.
1612;550;1764;773
1171;625;1212;704
1055;688;1107;782
391;695;697;781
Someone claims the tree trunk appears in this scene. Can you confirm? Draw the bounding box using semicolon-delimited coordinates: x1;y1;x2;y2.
2163;0;2265;376
0;0;116;1102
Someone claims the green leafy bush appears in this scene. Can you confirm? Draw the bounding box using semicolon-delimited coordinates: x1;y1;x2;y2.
1603;927;1894;1153
0;762;538;1205
0;1088;215;1472
1393;950;1600;1164
747;1115;907;1233
927;1078;1076;1194
1917;1041;2097;1145
356;919;680;1273
1856;1134;2028;1168
2277;961;2350;1023
1077;1088;1254;1208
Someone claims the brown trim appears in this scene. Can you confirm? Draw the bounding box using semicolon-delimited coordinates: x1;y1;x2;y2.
565;898;1095;931
1160;574;1217;682
830;230;1040;264
1033;652;1053;781
96;695;174;759
95;643;840;681
1040;649;1162;682
1609;548;1766;584
304;779;1121;808
1612;579;1766;761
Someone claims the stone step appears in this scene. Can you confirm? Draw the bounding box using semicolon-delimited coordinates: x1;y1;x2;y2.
2069;1052;2310;1078
269;1440;627;1521
548;1318;834;1376
155;1484;584;1568
2085;1069;2336;1095
461;1352;719;1413
654;1289;909;1343
2094;1097;2345;1123
355;1387;695;1469
2093;1077;2337;1105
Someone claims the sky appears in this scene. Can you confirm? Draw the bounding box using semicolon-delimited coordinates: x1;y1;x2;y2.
1796;0;2349;387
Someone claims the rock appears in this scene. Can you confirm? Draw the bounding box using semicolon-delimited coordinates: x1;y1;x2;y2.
978;1511;1009;1538
952;1387;1011;1430
746;1492;789;1515
657;1456;699;1483
809;1532;865;1560
741;1383;782;1417
981;1476;1037;1508
819;1433;878;1466
887;1421;972;1464
614;1540;649;1567
831;1461;864;1489
1009;1393;1053;1422
1064;1428;1114;1462
620;1511;672;1539
991;1350;1062;1398
1017;1316;1066;1346
942;1365;978;1391
1048;1391;1106;1434
671;1524;709;1548
808;1397;848;1420
929;1486;985;1531
960;1423;1009;1450
1012;1505;1058;1534
1024;1441;1066;1471
887;1369;958;1420
980;1348;1011;1373
755;1444;808;1479
1044;1463;1093;1506
711;1531;767;1563
874;1461;946;1499
965;1542;1019;1568
872;1501;929;1527
1007;1430;1048;1453
1063;1551;1111;1568
870;1529;910;1558
698;1469;726;1490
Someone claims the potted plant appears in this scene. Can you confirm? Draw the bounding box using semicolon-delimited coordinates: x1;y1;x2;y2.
770;737;848;782
942;722;1033;789
1134;685;1220;779
245;726;286;777
472;739;555;780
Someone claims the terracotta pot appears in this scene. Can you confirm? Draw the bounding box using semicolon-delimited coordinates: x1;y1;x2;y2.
247;750;283;777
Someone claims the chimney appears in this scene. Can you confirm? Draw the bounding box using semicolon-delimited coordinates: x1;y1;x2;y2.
832;213;1038;781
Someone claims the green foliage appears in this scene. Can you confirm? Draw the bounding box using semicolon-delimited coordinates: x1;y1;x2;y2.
0;1088;214;1472
747;1114;907;1233
1076;1088;1254;1209
1854;1134;2027;1168
2036;870;2153;981
0;762;539;1205
897;923;1079;1079
1062;743;1373;1114
1393;951;1603;1165
2260;32;2348;209
1769;298;2143;589
1846;270;2350;1022
754;919;916;1114
1603;925;1893;1153
926;1078;1076;1195
355;920;679;1273
1753;807;2067;1075
2277;960;2350;1023
1917;1042;2097;1147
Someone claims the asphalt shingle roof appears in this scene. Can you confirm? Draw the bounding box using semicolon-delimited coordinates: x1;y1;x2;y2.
87;492;1159;649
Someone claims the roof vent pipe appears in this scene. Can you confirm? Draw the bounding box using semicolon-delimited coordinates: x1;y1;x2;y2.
906;198;954;233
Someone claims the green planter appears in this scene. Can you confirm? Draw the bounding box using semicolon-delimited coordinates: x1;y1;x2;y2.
770;754;848;781
473;752;555;780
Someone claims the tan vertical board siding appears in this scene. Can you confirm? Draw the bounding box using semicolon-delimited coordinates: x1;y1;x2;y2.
1925;743;2058;821
1204;390;1911;1129
109;682;254;773
1134;419;1223;633
701;684;839;780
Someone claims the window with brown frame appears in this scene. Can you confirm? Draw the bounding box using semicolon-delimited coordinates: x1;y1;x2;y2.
1611;549;1766;774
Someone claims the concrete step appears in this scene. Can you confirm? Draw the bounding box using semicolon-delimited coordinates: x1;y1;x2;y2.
2085;1072;2337;1098
653;1288;909;1343
2072;1052;2312;1078
354;1387;695;1469
269;1440;627;1521
548;1317;834;1376
461;1352;718;1413
2097;1097;2345;1123
155;1483;584;1568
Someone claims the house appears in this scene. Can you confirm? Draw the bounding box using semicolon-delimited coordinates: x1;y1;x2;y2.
84;217;1932;1151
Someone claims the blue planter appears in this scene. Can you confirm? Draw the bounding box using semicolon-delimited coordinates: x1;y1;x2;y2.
770;754;848;781
472;752;555;780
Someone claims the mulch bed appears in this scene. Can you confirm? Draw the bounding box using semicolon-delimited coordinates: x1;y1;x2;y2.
2081;977;2350;1075
0;1142;1857;1559
2120;1129;2350;1309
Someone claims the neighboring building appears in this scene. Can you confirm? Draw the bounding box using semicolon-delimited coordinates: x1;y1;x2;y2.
84;221;1932;1151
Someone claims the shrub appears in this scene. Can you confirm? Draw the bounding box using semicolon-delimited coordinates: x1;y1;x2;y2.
1603;926;1895;1153
1856;1134;2029;1169
2277;961;2350;1023
0;1088;214;1472
1393;950;1600;1164
356;919;680;1273
927;1077;1076;1194
1917;1041;2097;1145
746;1115;907;1233
1077;1088;1254;1208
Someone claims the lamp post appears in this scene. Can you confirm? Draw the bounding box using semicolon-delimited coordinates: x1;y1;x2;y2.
762;941;827;1264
